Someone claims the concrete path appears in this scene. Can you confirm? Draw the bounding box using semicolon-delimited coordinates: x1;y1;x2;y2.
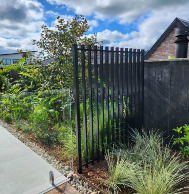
0;125;68;194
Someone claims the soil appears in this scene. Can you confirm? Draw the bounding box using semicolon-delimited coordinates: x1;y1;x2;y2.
46;183;80;194
3;120;189;194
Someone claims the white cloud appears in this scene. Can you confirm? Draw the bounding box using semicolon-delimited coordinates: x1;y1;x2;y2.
0;0;44;38
0;0;45;53
87;4;189;50
87;29;129;45
46;0;189;24
88;20;98;31
2;0;189;54
46;10;59;17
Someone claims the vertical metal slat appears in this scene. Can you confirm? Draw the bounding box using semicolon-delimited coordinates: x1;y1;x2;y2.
81;45;88;167
133;49;136;129
100;46;104;156
141;49;145;128
105;47;110;145
72;44;82;173
88;45;94;165
94;45;99;161
136;49;140;131
124;48;129;142
120;48;124;143
115;47;119;143
128;48;133;129
111;47;115;143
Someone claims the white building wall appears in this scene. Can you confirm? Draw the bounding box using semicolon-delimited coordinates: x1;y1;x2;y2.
0;53;29;66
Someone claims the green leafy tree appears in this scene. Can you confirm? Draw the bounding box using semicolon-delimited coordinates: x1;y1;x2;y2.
32;15;103;91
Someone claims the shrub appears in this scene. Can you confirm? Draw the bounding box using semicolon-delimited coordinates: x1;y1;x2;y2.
105;129;189;194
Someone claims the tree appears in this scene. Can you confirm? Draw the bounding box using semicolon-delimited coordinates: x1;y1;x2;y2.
32;15;103;91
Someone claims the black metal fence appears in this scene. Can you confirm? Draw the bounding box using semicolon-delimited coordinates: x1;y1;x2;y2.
72;44;144;173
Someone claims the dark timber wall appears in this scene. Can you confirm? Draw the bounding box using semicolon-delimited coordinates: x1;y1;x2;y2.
144;59;189;143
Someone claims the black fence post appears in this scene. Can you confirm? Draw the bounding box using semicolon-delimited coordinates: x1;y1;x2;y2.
115;47;119;143
111;47;115;144
136;49;140;131
124;48;129;143
100;46;104;156
72;44;82;174
88;45;94;165
141;49;145;128
133;49;136;129
128;48;133;129
81;44;88;168
105;46;110;145
120;48;124;143
94;45;99;162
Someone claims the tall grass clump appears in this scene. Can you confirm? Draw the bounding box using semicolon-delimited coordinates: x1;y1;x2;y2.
105;128;189;194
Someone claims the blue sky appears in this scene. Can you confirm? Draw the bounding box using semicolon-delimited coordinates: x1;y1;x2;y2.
1;0;189;54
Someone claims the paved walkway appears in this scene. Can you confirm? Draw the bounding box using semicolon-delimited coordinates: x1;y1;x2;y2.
0;125;68;194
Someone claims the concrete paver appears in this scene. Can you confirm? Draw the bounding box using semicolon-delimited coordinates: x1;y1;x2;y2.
0;125;68;194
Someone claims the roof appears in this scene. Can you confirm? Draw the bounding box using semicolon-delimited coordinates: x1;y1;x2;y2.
0;51;37;56
144;18;189;60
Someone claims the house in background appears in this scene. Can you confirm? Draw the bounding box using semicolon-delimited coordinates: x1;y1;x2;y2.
145;18;189;60
0;51;37;65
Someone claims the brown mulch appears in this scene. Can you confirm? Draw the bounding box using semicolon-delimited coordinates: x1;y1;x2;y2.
3;120;189;194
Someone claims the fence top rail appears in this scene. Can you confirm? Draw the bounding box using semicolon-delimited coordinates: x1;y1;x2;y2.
74;44;145;53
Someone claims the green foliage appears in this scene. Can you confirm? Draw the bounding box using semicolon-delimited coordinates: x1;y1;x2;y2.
173;124;189;158
3;113;12;123
32;15;103;91
0;68;9;76
0;111;12;123
54;122;75;158
105;129;189;194
15;120;30;132
0;88;71;146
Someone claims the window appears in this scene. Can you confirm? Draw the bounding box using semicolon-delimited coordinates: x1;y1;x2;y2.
2;59;11;65
13;59;19;64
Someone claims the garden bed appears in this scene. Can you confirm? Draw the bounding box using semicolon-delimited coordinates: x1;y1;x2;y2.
2;118;189;194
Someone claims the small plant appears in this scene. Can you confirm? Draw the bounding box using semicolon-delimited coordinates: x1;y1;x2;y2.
15;120;30;132
21;122;30;132
173;124;189;158
14;121;23;130
2;113;12;123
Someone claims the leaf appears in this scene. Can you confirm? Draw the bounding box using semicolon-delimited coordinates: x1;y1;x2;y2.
168;56;174;59
50;95;62;104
